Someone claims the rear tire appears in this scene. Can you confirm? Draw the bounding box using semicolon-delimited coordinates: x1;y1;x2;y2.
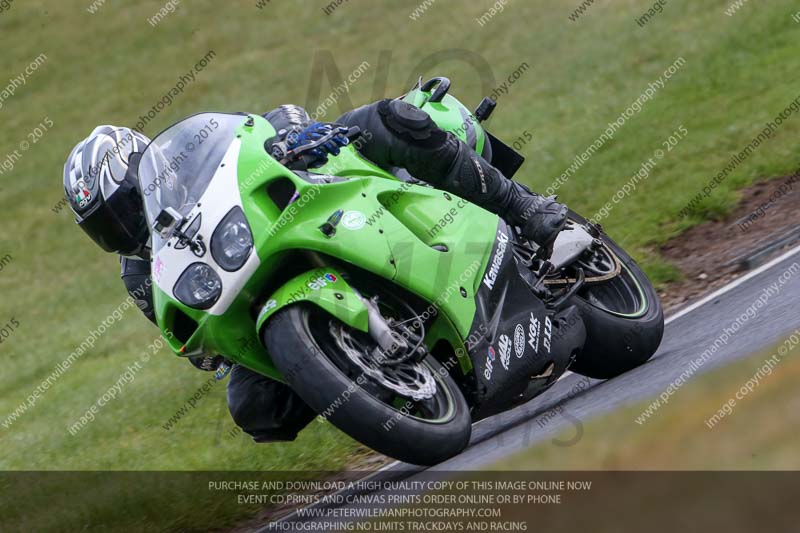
262;304;472;466
566;212;664;379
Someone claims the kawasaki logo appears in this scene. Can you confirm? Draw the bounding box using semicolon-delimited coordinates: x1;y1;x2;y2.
498;334;511;370
482;230;509;290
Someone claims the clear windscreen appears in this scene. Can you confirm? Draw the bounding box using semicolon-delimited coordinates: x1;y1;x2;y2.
138;113;247;230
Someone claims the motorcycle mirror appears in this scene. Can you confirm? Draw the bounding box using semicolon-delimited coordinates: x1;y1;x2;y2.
474;97;496;122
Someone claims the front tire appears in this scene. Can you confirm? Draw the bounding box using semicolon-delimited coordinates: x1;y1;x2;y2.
262;304;472;466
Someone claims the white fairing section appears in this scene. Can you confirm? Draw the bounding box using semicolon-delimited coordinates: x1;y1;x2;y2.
152;138;261;316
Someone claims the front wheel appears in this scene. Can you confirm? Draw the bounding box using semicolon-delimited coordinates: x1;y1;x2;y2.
262;304;471;466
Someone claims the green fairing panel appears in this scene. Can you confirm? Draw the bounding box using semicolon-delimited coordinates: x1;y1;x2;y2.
153;282;288;381
255;267;369;334
237;119;494;339
152;114;494;381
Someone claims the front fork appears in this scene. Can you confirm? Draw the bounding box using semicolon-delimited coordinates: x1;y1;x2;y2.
361;295;406;353
359;293;427;365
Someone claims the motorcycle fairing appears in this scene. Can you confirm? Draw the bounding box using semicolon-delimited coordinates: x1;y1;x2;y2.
464;221;584;416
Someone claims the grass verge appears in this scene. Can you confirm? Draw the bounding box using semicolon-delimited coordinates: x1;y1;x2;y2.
492;332;800;470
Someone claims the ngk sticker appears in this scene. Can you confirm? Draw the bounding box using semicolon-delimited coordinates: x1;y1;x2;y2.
528;313;541;353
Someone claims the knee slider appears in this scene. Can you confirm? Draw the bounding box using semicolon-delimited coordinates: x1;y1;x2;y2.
377;99;447;147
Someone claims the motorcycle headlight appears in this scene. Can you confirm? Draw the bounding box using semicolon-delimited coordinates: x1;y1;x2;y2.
174;263;222;310
211;206;253;271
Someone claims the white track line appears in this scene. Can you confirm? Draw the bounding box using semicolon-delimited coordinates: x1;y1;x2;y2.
665;243;800;324
284;243;800;517
375;244;800;474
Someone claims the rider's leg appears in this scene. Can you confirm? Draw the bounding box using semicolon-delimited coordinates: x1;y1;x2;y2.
120;257;156;324
227;364;317;442
337;99;567;248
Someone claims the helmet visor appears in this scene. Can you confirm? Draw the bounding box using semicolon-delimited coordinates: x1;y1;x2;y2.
77;184;146;255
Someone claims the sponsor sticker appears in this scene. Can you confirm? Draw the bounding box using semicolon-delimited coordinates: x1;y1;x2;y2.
153;256;165;283
514;323;526;358
484;346;496;380
543;316;553;353
308;272;339;290
341;210;366;230
482;229;509;290
498;334;511;370
74;180;92;208
527;312;541;353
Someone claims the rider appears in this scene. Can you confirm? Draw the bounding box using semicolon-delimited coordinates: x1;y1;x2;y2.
62;100;567;442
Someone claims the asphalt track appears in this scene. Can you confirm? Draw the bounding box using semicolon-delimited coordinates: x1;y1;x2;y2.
262;244;800;530
433;243;800;470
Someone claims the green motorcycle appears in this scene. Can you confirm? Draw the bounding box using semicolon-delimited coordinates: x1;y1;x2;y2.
138;79;663;465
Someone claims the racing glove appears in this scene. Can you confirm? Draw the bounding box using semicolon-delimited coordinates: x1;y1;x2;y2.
189;354;233;380
281;122;349;168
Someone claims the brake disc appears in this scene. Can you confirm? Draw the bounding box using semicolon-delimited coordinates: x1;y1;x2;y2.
331;323;437;401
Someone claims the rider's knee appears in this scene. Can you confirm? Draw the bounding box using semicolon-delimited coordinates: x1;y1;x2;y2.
375;99;448;148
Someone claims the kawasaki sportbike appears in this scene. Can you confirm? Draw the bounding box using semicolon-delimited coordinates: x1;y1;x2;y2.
138;78;663;465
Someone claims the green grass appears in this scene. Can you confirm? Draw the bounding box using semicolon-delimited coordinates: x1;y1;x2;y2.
492;334;800;470
1;0;800;527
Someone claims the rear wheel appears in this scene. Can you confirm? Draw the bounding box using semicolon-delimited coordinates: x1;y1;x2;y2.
262;304;471;466
552;212;664;379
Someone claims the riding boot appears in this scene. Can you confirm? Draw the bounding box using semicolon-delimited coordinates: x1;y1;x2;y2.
415;139;568;248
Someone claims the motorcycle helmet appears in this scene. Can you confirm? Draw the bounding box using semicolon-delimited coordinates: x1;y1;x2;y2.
63;126;152;257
